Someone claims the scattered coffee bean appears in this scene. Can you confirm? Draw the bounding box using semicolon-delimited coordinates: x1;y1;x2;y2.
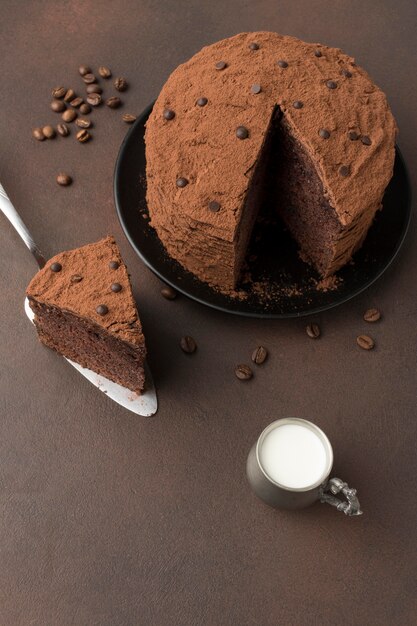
161;285;177;300
52;86;66;99
109;260;119;270
180;336;197;354
249;42;259;50
63;89;76;102
251;346;268;365
76;118;92;128
251;84;262;94
176;177;188;188
86;84;102;94
43;125;56;139
50;262;62;272
83;73;97;84
96;304;108;316
361;135;372;146
196;97;208;107
57;123;70;137
106;96;121;109
314;49;322;57
163;109;175;120
51;99;66;112
277;60;288;68
209;200;220;212
236;126;249;139
79;103;91;114
326;80;337;89
122;113;136;123
111;282;122;292
306;323;321;339
293;100;303;109
32;127;45;141
76;129;91;143
62;109;77;122
363;308;381;323
339;165;350;177
78;65;91;76
56;173;72;186
70;274;83;283
70;96;83;108
86;93;102;106
235;364;253;380
348;131;359;141
114;77;128;91
341;69;352;78
215;61;227;70
319;128;330;139
98;66;112;78
357;335;374;350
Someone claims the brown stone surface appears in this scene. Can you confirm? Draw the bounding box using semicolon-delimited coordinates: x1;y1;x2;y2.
0;2;416;625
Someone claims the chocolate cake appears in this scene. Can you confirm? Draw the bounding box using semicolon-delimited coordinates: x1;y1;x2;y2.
26;236;146;394
145;32;397;292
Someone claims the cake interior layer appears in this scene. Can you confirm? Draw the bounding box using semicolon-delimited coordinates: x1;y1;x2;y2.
29;299;145;394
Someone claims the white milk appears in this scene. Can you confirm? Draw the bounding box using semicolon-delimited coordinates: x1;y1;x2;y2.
259;423;328;489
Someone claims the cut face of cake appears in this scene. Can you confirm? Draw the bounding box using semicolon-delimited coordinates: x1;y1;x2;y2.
26;236;146;394
145;32;397;292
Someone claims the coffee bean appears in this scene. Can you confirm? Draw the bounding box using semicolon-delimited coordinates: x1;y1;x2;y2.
86;84;102;94
180;336;197;354
63;89;76;102
326;80;337;89
76;118;92;128
79;103;91;114
339;165;350;177
57;123;70;137
251;84;262;94
76;129;91;143
209;200;220;213
122;113;136;123
277;60;288;68
249;42;259;50
51;99;66;112
87;93;102;106
251;346;268;365
43;125;56;139
70;97;83;108
293;100;303;109
52;86;66;99
363;308;381;323
83;73;97;84
319;129;330;139
98;66;112;78
161;286;177;300
62;109;77;122
314;49;322;57
235;364;253;380
106;96;121;109
114;77;128;91
70;274;83;283
111;282;122;292
236;126;249;139
56;173;72;186
196;97;208;107
78;65;91;76
109;260;119;270
176;177;188;188
96;304;108;316
163;109;175;120
215;61;227;70
348;131;359;141
32;127;45;141
361;135;372;146
341;69;352;78
357;335;374;350
306;323;320;339
50;262;62;272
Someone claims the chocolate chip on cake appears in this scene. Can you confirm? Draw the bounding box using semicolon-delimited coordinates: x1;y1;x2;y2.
111;282;122;293
339;165;350;177
293;100;303;109
236;126;249;139
251;84;262;94
341;69;352;78
249;42;259;50
209;200;221;213
215;61;227;70
196;97;208;107
163;109;175;120
361;135;372;146
96;304;109;316
277;60;288;68
319;129;330;139
314;49;322;57
348;131;359;141
50;262;62;272
109;260;119;270
326;80;338;89
176;177;188;188
70;274;83;283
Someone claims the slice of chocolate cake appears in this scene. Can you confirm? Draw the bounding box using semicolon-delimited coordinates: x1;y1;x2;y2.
26;236;146;394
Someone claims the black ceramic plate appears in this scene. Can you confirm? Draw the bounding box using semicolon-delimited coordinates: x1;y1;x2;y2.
114;104;411;318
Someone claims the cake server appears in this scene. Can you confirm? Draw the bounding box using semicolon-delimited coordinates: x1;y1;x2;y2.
0;182;157;417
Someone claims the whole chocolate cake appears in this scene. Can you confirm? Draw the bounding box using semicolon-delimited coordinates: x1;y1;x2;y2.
26;236;146;394
145;32;397;292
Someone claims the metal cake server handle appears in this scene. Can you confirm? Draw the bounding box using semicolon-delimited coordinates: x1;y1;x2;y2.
0;180;157;417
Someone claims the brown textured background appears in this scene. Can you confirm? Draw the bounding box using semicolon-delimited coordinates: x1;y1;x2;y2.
0;2;416;625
